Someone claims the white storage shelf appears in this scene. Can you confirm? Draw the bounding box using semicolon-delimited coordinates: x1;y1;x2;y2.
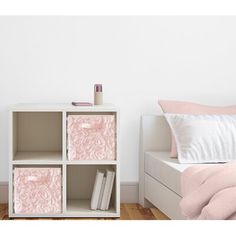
9;104;120;218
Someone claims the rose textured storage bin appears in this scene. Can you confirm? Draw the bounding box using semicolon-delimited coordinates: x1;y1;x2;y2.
14;167;62;214
68;115;116;160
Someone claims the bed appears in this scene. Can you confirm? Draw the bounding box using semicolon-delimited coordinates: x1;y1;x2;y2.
139;115;195;220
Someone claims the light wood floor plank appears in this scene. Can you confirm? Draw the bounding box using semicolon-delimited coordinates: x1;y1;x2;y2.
0;204;8;220
150;207;170;220
120;204;131;220
123;204;145;220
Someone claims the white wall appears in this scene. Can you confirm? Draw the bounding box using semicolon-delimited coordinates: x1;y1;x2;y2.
1;16;236;182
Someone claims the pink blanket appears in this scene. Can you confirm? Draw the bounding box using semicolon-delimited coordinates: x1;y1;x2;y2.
180;162;236;220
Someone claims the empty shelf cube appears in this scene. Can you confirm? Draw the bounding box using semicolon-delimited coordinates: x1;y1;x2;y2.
12;112;63;161
14;167;62;214
67;115;116;160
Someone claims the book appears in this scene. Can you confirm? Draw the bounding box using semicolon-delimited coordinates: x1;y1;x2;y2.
105;171;115;210
100;169;115;211
91;170;105;210
72;102;93;106
97;176;106;209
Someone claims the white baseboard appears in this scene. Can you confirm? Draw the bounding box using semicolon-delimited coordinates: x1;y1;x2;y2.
120;182;139;203
0;182;8;204
0;181;138;204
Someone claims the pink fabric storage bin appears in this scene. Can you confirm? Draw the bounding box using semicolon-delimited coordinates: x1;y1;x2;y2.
14;167;62;214
67;115;116;160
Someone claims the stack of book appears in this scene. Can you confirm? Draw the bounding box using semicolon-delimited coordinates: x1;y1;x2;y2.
91;169;115;211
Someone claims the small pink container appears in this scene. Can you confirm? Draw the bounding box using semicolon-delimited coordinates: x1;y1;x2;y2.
14;168;62;214
67;115;116;160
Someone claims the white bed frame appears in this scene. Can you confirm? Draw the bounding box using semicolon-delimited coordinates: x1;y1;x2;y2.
139;115;185;220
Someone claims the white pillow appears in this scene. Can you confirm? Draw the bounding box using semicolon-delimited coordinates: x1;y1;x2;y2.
165;114;236;164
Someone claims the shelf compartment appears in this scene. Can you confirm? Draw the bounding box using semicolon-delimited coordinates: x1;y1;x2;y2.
12;112;63;161
66;165;117;215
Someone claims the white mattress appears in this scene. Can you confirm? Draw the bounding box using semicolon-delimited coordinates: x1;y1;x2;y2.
145;152;193;196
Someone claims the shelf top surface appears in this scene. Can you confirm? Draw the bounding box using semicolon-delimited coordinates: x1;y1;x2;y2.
14;151;62;162
13;151;117;164
10;103;118;112
67;199;117;214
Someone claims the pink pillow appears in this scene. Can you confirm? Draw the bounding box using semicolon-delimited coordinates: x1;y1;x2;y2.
159;100;236;157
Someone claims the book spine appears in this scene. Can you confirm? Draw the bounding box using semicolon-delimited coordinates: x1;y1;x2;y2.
97;177;106;209
105;172;115;210
91;170;104;210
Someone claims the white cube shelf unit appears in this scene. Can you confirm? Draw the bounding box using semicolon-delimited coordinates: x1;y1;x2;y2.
9;103;120;218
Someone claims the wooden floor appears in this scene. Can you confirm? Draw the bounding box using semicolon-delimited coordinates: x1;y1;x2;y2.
0;204;169;220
